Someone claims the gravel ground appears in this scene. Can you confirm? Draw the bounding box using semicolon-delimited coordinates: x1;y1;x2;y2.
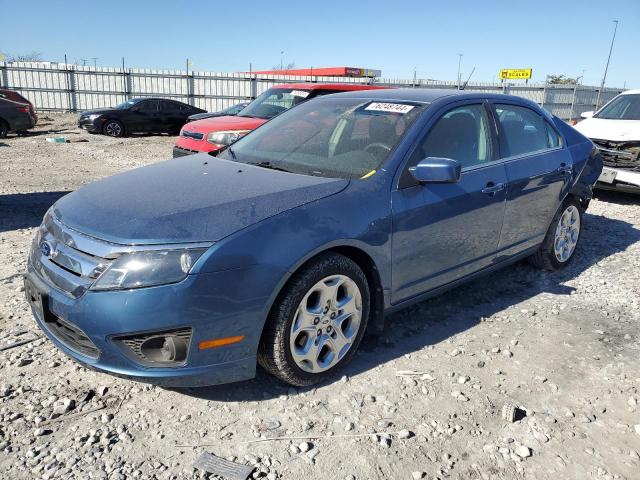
1;114;639;480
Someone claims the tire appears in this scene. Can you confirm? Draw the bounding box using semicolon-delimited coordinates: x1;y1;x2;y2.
103;120;124;137
529;197;583;270
258;253;370;387
0;119;8;138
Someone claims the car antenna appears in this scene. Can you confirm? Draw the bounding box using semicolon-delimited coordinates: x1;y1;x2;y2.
461;67;476;91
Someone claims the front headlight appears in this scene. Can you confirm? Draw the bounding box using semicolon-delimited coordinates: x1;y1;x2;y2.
88;114;102;121
206;130;250;146
90;248;208;291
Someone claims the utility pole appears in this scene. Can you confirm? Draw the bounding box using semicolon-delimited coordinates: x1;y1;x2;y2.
91;57;98;69
81;59;87;67
280;51;284;70
596;20;619;110
457;54;463;90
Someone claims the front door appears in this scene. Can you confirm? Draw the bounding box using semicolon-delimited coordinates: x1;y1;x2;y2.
129;99;161;133
391;102;507;304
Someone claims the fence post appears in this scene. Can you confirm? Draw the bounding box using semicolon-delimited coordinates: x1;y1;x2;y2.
0;63;7;88
250;74;257;100
569;83;578;122
187;71;195;106
66;66;77;112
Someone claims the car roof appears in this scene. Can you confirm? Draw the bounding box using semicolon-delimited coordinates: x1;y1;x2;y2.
272;82;386;91
620;89;640;96
130;97;190;104
318;88;542;106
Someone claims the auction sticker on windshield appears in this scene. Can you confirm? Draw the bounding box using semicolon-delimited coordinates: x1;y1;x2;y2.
365;102;415;114
290;90;310;98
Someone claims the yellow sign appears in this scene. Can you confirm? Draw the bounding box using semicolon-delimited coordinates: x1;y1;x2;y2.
499;68;532;80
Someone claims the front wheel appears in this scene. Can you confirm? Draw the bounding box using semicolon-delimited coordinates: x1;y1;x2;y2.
529;198;583;270
103;120;124;137
258;253;370;386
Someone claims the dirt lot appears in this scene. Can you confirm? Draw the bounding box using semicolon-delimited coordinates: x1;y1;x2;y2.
1;114;639;480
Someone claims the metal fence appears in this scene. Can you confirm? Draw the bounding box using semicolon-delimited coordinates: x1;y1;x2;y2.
0;61;624;120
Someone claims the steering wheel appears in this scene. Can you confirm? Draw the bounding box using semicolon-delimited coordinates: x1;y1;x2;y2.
364;142;392;155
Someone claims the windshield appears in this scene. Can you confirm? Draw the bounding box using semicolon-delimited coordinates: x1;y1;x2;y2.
596;94;640;120
224;103;248;115
238;88;312;120
219;97;425;179
113;99;142;110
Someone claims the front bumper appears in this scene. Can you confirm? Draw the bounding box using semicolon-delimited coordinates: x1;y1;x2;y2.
78;117;102;133
597;166;640;193
174;135;222;154
24;262;268;387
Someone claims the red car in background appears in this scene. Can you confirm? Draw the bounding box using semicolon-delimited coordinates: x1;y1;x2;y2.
173;83;387;157
0;89;38;126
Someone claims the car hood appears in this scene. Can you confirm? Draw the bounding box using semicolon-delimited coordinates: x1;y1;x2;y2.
184;115;266;134
52;155;348;245
574;117;640;142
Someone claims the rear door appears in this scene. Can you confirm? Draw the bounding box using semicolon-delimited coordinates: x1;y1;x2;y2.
391;101;508;303
160;101;187;132
490;102;572;256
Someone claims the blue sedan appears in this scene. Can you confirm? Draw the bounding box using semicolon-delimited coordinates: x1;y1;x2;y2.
25;89;602;387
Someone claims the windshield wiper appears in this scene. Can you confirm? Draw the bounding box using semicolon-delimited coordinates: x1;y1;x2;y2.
251;161;293;173
227;147;237;160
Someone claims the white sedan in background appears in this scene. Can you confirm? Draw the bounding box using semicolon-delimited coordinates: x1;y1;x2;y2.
574;89;640;193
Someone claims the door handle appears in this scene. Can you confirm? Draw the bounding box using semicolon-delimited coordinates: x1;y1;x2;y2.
481;182;506;195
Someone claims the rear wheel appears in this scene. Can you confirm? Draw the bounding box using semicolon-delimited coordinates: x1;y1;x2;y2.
0;119;8;138
258;253;370;386
103;120;124;137
529;197;583;270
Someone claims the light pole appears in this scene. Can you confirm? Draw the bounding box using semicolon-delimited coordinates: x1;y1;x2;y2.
280;51;284;71
457;54;463;90
596;20;619;110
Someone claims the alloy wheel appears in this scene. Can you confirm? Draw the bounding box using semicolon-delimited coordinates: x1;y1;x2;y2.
553;205;581;262
105;121;122;137
289;274;362;373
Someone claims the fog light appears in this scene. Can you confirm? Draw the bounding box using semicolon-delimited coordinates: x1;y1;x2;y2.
140;336;188;363
116;328;192;367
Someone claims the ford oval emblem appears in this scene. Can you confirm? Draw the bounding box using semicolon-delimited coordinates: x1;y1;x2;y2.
39;241;52;257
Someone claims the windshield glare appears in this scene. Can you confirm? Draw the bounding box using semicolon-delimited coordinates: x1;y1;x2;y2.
238;88;311;120
596;94;640;120
219;97;425;179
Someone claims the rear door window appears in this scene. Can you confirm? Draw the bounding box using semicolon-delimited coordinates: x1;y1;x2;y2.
494;104;561;158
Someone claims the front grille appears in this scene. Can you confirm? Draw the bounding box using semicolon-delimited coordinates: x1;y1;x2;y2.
29;214;113;298
593;140;640;171
115;328;192;367
180;130;204;140
46;315;100;359
173;146;198;158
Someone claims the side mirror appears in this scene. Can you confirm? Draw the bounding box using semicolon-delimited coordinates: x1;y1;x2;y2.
580;111;594;119
409;157;461;184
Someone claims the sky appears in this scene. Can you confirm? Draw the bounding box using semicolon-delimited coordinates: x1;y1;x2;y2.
2;0;639;88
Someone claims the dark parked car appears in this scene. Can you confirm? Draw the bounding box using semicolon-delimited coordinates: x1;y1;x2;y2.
0;97;36;137
186;102;250;122
0;88;37;126
78;98;205;137
26;89;601;388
